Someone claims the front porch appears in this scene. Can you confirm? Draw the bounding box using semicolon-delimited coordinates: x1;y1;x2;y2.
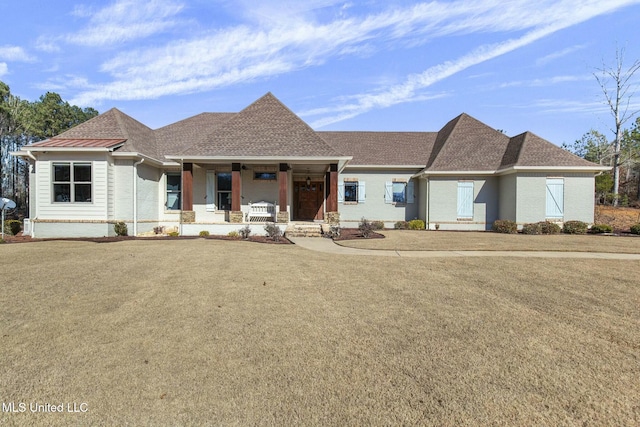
175;161;342;226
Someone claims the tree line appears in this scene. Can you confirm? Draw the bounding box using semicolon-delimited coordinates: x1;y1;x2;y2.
0;81;98;215
564;120;640;205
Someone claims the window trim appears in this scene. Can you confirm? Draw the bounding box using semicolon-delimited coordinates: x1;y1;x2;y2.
52;162;93;204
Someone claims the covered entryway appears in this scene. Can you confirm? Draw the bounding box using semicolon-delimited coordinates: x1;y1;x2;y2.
293;181;324;220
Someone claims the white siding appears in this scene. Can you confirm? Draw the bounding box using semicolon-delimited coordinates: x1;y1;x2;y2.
498;173;517;221
34;153;109;220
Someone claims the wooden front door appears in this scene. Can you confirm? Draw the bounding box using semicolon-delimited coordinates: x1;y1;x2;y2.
294;181;324;220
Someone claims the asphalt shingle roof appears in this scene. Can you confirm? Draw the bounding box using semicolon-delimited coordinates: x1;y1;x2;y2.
181;93;342;157
319;131;436;165
32;93;602;170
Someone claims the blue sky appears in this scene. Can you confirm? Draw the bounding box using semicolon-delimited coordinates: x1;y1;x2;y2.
1;0;640;146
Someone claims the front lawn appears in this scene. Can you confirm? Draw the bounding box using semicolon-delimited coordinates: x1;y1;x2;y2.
1;239;638;425
336;230;640;253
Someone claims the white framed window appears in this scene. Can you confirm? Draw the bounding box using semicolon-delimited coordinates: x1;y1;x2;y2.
457;181;474;219
166;173;181;210
546;178;564;219
385;180;414;204
338;180;365;203
52;162;92;203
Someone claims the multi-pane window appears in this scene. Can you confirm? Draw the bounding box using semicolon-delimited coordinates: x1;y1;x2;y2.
385;180;414;204
53;163;92;203
166;173;181;210
217;172;232;211
344;182;358;202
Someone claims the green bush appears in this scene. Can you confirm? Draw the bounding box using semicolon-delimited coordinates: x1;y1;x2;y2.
358;217;375;238
264;223;282;241
563;220;588;235
590;224;613;234
492;219;517;234
372;220;385;230
167;231;179;237
394;221;408;230
629;223;640;235
114;221;128;236
521;222;542;235
4;220;21;236
227;230;240;238
199;230;210;237
408;219;425;230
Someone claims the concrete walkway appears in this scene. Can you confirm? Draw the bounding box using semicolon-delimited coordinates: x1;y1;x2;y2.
287;236;640;260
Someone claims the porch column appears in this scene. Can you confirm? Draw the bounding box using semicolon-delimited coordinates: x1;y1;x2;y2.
181;162;195;223
230;163;243;223
277;163;289;223
326;163;340;225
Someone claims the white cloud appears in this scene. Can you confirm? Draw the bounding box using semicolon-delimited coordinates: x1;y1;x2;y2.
0;45;35;62
65;0;185;46
68;0;640;109
536;45;588;66
0;63;8;77
305;0;640;127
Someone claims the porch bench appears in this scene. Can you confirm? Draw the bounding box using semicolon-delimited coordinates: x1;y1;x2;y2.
246;201;276;222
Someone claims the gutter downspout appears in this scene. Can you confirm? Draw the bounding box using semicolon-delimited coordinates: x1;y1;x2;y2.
133;158;145;236
179;157;183;236
426;177;431;230
27;151;38;238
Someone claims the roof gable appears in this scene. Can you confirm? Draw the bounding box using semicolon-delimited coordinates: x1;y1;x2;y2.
502;132;598;168
426;113;511;171
55;108;158;158
181;93;342;157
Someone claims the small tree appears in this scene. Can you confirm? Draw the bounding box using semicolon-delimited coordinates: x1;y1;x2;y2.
594;46;640;205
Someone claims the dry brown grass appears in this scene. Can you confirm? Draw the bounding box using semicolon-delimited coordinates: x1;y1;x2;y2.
337;230;640;253
1;239;639;426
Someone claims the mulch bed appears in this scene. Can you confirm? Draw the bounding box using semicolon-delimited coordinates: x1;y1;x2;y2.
332;228;385;241
1;233;292;244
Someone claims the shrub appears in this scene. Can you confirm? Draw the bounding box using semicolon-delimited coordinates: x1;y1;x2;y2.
167;231;179;237
4;220;21;236
521;222;542;235
114;221;128;236
629;223;640;235
264;223;282;241
408;219;425;230
492;219;517;234
0;238;5;244
590;224;613;234
563;220;588;235
239;225;251;239
227;230;240;238
199;230;210;237
153;226;164;235
358;217;375;238
394;221;408;230
521;221;560;235
372;220;385;230
539;221;561;235
323;225;341;239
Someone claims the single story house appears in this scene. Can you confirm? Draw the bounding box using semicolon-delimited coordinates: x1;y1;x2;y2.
13;92;607;238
